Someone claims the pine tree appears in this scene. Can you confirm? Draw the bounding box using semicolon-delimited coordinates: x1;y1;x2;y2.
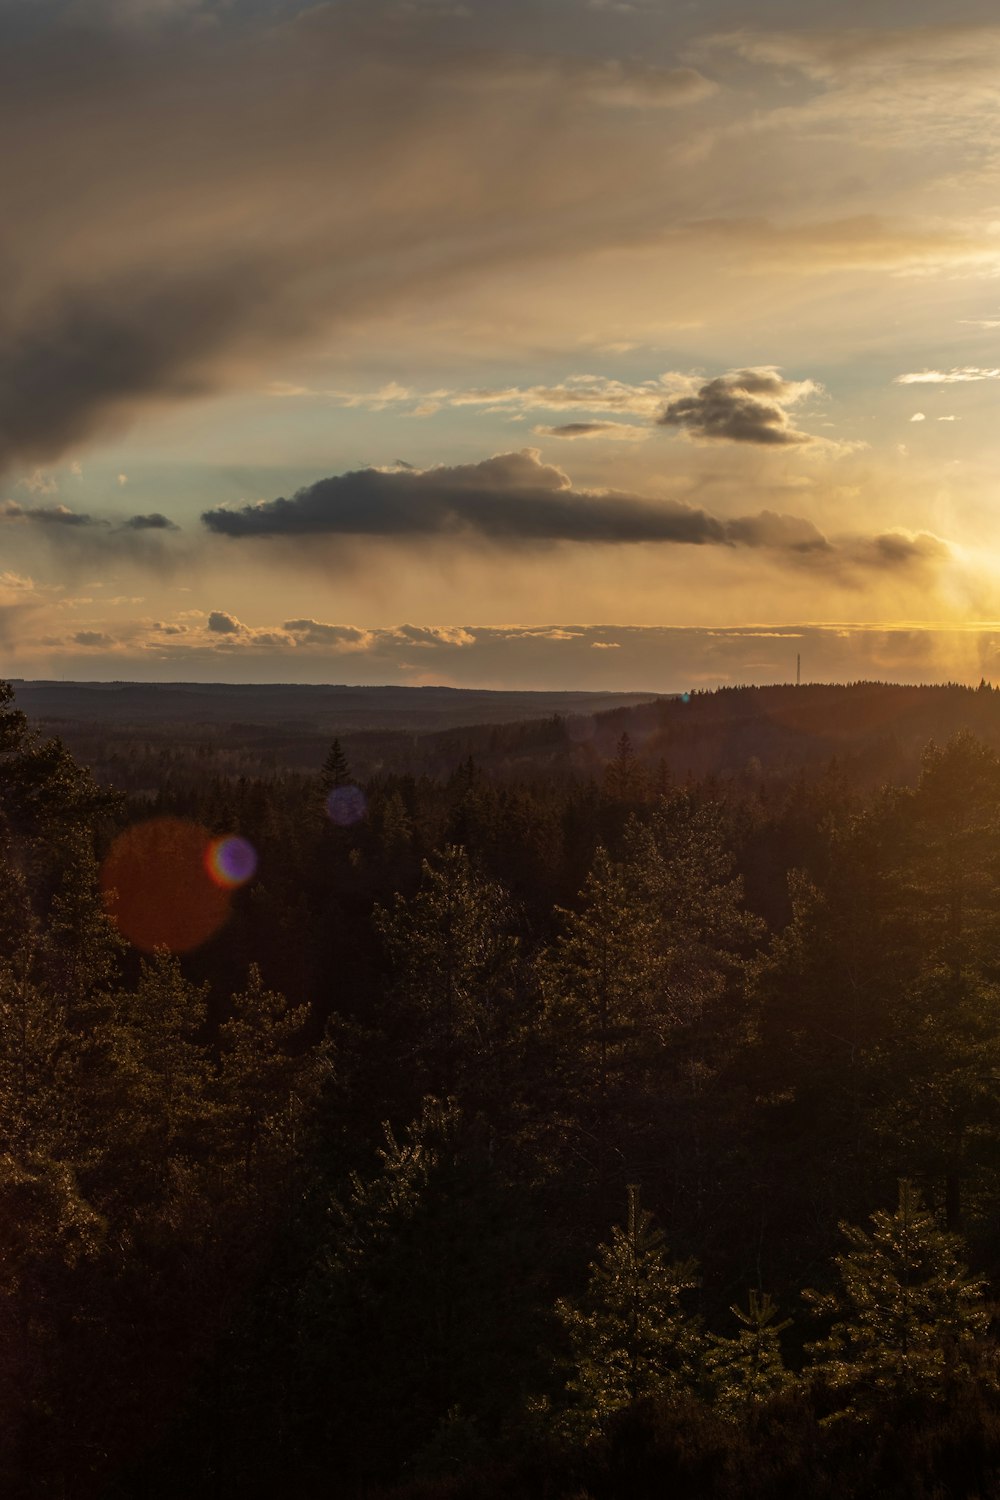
374;846;520;1100
538;844;662;1187
0;933;105;1492
553;1185;701;1438
804;1179;994;1413
905;733;1000;988
299;1098;541;1488
99;953;214;1191
703;1290;794;1416
542;843;660;1062
376;789;413;860
751;799;913;1259
538;805;761;1200
42;829;124;1015
218;963;326;1186
887;736;1000;1227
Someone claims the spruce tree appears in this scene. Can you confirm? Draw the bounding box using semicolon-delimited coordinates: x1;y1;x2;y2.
603;732;646;801
703;1290;794;1416
319;738;352;796
804;1179;994;1413
554;1185;701;1438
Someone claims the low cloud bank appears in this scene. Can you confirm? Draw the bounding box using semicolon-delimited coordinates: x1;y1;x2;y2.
36;616;1000;695
202;449;943;573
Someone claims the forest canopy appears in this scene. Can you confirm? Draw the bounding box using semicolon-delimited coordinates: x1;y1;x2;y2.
4;678;1000;1498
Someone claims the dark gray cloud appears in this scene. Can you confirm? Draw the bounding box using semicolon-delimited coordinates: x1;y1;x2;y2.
203;451;726;545
658;368;819;445
3;498;181;535
207;610;243;635
538;422;618;436
0;266;287;472
124;512;180;531
1;500;105;526
73;629;115;647
282;619;370;646
532;420;647;440
201;449;944;572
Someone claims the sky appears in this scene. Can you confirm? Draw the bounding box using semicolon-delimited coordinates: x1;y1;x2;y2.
4;0;1000;690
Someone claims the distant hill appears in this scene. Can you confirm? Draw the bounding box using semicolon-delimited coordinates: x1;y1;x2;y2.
10;680;663;734
571;680;1000;787
12;679;1000;791
8;679;666;785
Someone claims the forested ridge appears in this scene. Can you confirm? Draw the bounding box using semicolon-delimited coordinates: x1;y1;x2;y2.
23;679;1000;790
8;678;1000;1497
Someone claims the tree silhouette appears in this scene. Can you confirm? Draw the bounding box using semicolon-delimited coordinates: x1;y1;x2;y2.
319;739;352;796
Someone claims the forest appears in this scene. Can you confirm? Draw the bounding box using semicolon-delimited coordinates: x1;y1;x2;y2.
7;676;1000;1497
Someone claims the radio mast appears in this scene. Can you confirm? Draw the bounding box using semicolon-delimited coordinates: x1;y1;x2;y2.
796;652;801;687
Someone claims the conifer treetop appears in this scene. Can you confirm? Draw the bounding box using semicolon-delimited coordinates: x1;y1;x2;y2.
804;1178;994;1412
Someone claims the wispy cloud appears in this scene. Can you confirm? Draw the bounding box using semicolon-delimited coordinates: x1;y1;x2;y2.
710;24;1000;87
274;373;678;419
459;51;716;110
0;494;185;574
531;421;649;441
895;367;1000;384
17;469;59;496
705;24;1000;148
285;366;835;446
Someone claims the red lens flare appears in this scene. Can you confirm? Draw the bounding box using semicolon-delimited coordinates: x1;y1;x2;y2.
101;817;232;954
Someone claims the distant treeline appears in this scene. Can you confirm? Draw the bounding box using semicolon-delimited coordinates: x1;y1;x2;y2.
20;679;1000;792
12;680;662;785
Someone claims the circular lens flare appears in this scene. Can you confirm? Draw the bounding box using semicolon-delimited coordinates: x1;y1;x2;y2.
326;785;367;827
206;835;258;889
101;817;232;953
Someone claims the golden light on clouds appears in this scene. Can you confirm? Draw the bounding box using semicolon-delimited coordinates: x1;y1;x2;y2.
2;2;1000;688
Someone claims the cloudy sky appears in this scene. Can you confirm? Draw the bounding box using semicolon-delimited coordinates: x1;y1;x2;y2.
5;0;1000;689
